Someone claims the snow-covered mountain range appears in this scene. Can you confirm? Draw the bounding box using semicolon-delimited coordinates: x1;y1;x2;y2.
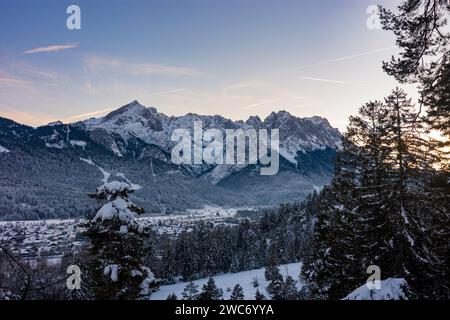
0;101;341;220
79;100;340;162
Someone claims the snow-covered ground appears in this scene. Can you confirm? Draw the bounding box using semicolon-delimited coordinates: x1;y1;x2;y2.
343;278;408;300
151;262;303;300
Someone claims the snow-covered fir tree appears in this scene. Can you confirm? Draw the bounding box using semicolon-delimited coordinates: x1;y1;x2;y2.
198;277;223;300
84;181;158;300
230;284;245;300
381;88;449;298
301;88;449;299
265;255;284;300
300;138;365;299
283;275;299;300
166;293;178;300
181;281;199;300
379;0;450;298
255;289;266;300
175;230;199;281
160;240;177;285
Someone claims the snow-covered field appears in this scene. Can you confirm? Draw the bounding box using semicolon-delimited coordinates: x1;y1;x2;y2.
151;262;303;300
343;278;408;300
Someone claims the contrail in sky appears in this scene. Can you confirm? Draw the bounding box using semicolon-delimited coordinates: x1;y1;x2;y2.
299;76;368;87
287;46;396;71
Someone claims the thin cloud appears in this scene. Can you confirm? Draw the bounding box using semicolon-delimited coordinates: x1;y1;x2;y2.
23;44;78;54
242;97;283;109
287;46;396;71
0;77;32;85
83;55;199;77
10;61;58;80
0;106;55;126
147;88;191;97
299;76;368;87
84;56;122;71
131;64;199;76
64;108;117;122
0;77;56;87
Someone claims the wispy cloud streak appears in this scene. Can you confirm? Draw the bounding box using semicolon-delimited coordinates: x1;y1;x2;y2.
242;97;283;109
23;44;78;54
287;46;396;71
299;76;368;87
0;77;56;87
147;88;190;97
64;108;117;122
83;55;199;77
84;56;122;71
131;64;199;76
0;77;31;85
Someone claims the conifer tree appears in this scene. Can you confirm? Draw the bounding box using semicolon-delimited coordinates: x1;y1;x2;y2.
166;293;177;300
264;245;281;282
302;88;449;299
161;240;177;284
265;258;284;300
176;230;199;281
379;0;450;141
230;284;245;300
379;1;450;297
381;88;449;298
84;181;158;300
255;289;266;300
182;281;199;301
283;276;299;300
301;138;365;299
198;278;223;300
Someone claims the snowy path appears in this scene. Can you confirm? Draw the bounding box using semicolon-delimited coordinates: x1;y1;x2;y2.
151;262;303;300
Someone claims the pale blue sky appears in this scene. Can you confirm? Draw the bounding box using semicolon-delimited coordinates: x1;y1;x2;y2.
0;0;418;130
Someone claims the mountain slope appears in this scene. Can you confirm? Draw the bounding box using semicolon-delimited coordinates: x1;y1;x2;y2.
78;101;341;164
0;101;341;220
0;118;256;220
77;100;341;180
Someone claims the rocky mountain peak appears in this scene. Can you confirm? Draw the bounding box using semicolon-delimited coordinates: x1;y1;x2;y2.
263;110;297;126
245;115;263;128
104;100;147;120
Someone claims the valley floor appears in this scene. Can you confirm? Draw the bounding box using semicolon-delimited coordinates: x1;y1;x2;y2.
0;206;252;259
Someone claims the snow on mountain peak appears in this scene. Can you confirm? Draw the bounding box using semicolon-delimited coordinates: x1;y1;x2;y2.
47;121;64;127
305;116;330;126
80;101;341;166
264;110;294;125
245;115;263;128
104;100;147;119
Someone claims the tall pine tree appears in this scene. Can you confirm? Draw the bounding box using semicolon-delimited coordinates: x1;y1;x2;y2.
302;88;449;299
83;181;158;300
380;0;450;141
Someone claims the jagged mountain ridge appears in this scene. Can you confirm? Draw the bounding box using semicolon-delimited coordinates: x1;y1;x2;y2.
75;100;341;181
0;101;341;220
77;100;341;159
